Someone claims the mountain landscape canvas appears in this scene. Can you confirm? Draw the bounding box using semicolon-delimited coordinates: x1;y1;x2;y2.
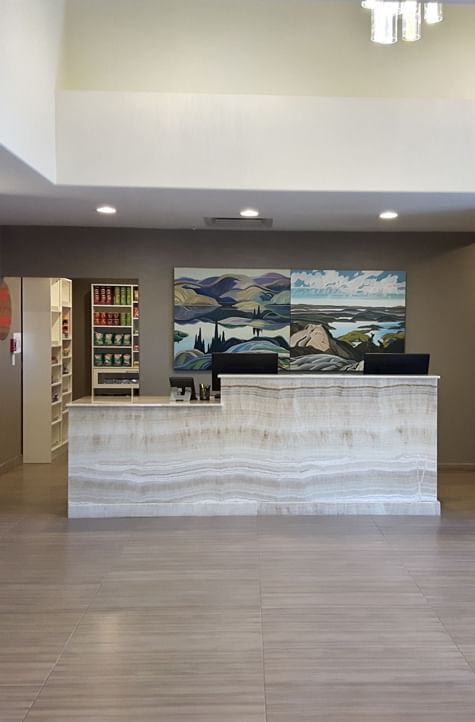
290;270;406;372
174;268;291;371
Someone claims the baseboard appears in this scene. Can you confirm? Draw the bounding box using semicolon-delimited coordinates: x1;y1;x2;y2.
439;463;475;471
0;454;22;475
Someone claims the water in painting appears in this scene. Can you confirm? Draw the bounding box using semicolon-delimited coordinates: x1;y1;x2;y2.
290;270;406;372
174;268;291;371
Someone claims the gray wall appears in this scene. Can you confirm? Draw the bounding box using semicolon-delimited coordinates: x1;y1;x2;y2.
0;276;22;471
1;227;474;464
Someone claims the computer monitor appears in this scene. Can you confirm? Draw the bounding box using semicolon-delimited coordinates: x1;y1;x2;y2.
211;352;278;393
169;376;197;400
363;353;430;375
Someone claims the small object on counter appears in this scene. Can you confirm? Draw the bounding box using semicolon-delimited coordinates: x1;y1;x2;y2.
199;384;211;401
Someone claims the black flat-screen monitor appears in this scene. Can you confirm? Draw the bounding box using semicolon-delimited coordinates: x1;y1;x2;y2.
169;376;197;400
363;353;430;375
212;352;278;392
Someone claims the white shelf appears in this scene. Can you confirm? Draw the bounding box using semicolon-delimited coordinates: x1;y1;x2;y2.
24;278;73;463
52;440;67;453
91;284;139;397
93;383;139;389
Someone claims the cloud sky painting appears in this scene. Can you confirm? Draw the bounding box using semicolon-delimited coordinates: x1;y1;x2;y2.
291;270;406;307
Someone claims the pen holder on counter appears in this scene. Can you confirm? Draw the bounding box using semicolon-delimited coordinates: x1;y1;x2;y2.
199;384;211;401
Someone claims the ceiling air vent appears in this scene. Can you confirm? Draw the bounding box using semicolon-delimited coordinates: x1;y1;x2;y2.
204;217;273;229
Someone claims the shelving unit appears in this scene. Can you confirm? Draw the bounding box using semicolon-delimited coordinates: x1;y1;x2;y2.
23;278;73;462
91;283;140;396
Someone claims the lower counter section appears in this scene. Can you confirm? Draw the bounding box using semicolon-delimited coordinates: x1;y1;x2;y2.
68;375;440;517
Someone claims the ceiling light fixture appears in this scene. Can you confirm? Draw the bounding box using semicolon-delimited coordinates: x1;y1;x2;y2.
96;205;117;215
240;208;260;218
379;210;399;220
362;1;443;45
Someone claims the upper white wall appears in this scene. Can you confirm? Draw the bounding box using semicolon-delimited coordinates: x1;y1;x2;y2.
56;91;475;191
0;0;65;181
61;0;475;99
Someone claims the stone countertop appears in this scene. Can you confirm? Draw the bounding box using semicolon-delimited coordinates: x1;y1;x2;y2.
69;396;222;408
219;374;440;380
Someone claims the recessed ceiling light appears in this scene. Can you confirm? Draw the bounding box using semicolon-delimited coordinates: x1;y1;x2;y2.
379;210;399;220
240;208;259;218
96;205;117;215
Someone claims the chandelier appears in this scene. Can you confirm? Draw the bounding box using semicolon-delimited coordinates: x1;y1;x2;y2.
361;1;444;44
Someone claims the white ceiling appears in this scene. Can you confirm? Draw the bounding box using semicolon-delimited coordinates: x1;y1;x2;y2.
1;146;474;232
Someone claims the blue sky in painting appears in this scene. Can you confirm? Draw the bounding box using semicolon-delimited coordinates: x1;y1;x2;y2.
291;270;406;307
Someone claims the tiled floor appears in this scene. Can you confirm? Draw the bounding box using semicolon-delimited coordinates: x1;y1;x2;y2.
0;457;475;721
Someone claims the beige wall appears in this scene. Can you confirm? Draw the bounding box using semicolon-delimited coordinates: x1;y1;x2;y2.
0;0;64;180
61;0;475;99
1;227;474;465
0;276;22;471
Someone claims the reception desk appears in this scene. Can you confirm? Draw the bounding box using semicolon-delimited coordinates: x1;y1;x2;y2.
68;374;440;517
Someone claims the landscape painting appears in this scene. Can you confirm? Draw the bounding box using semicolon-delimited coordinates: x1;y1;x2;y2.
174;268;291;371
290;270;406;372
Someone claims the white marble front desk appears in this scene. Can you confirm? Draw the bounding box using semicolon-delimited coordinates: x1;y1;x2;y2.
68;375;440;517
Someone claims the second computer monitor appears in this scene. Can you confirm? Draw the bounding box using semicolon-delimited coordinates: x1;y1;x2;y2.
211;352;278;392
363;353;430;375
